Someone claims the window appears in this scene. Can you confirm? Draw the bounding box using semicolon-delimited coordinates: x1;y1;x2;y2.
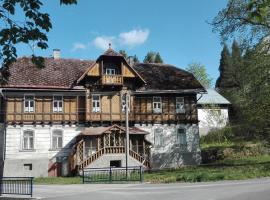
177;128;187;145
24;95;34;113
105;68;116;75
53;96;63;112
52;130;63;149
92;95;100;112
153;96;162;113
209;109;221;116
110;160;121;168
154;128;164;147
121;94;130;112
24;164;32;171
23;130;34;150
176;97;185;113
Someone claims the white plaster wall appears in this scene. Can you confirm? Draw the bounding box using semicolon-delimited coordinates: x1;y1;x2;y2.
86;154;142;169
135;123;201;169
198;108;229;136
4;124;83;177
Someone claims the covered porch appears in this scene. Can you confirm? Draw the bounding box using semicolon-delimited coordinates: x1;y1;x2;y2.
69;125;151;174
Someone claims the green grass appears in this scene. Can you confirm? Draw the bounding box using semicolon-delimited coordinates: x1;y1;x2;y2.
33;155;270;184
144;155;270;183
34;176;82;185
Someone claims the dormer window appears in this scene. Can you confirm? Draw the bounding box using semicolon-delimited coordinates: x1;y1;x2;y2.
105;68;116;75
153;96;162;113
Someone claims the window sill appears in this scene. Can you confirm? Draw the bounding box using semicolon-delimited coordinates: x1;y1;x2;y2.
19;149;36;152
49;148;63;151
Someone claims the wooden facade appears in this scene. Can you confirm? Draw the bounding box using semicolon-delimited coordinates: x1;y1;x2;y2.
3;92;198;124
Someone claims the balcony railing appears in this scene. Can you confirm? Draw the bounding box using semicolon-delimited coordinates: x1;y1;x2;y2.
102;75;123;85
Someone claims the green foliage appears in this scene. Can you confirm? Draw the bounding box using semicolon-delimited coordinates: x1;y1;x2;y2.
200;126;234;145
143;51;163;63
133;54;140;63
144;155;270;183
215;45;234;89
0;0;77;83
186;62;213;88
211;0;270;46
119;49;128;59
154;52;163;63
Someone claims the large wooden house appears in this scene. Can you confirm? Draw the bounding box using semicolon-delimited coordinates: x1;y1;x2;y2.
0;48;205;177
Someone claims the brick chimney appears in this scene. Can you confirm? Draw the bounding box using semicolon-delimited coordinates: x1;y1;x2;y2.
53;49;61;59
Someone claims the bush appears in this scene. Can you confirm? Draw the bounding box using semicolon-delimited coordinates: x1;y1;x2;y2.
201;126;234;144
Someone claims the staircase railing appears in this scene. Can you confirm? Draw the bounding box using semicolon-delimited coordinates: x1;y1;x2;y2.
78;146;150;170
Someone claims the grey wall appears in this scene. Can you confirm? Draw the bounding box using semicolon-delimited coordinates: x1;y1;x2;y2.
135;123;201;169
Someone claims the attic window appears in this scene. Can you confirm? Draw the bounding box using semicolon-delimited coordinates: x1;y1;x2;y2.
153;96;162;113
105;68;116;75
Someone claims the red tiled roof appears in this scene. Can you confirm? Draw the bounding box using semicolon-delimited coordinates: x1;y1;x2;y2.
4;57;94;89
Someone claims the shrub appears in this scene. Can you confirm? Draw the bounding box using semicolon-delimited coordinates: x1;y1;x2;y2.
201;126;234;145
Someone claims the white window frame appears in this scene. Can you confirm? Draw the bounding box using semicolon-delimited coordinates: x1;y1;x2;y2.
24;95;35;113
105;68;116;75
153;96;162;113
51;129;63;150
176;97;185;113
53;95;63;113
22;130;35;150
177;128;187;145
154;128;164;147
92;94;101;112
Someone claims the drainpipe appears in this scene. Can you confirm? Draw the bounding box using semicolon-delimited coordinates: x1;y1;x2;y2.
0;88;6;178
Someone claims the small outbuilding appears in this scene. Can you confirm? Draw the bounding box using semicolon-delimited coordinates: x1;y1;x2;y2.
197;88;231;136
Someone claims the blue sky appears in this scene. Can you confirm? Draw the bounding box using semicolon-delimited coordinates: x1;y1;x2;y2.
16;0;228;82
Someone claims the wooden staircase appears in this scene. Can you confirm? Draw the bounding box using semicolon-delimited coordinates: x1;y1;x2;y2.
69;143;150;173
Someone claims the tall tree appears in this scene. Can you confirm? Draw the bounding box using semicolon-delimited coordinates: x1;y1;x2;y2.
143;51;156;63
211;0;270;47
213;0;270;139
133;55;140;64
186;62;212;88
143;51;163;63
215;45;234;89
154;52;163;63
119;50;128;59
231;40;243;87
0;0;77;83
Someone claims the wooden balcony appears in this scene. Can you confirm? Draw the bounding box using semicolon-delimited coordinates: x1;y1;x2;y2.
102;75;123;85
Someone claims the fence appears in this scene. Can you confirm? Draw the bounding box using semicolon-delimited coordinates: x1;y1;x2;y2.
0;177;34;197
83;166;143;183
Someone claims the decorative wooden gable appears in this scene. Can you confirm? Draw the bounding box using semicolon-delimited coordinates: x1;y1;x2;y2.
87;63;100;76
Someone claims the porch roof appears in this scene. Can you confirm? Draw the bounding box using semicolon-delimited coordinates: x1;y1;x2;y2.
81;125;149;136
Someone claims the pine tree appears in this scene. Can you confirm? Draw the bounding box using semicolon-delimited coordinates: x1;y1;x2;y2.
154;52;163;63
119;50;128;59
215;44;233;89
133;55;140;63
231;40;243;87
143;52;156;63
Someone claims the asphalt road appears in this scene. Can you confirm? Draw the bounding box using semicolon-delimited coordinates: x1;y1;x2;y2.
2;178;269;200
29;178;270;200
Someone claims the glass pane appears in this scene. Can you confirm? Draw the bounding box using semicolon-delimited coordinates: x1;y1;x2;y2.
58;137;63;148
52;138;57;149
54;96;62;101
93;95;99;101
53;102;58;108
23;138;28;149
29;138;34;149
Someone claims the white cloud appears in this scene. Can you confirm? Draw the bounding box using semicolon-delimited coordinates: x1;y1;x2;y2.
93;36;115;50
119;28;149;47
92;28;150;50
71;43;86;51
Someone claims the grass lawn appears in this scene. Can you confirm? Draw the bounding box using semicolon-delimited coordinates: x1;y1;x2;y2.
34;155;270;184
144;155;270;183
